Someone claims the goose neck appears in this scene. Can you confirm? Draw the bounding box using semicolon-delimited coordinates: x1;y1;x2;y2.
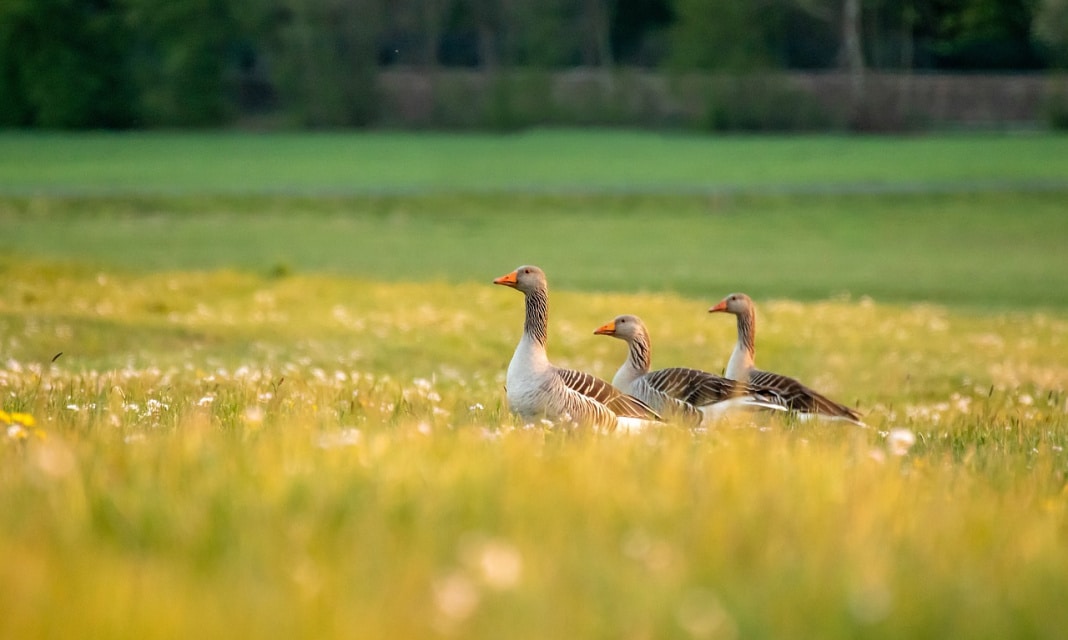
524;285;549;347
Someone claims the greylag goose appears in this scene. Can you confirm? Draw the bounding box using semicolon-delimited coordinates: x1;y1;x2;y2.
594;314;787;426
709;293;866;426
493;266;662;431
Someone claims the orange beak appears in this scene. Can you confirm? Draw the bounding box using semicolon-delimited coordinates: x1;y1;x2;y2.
593;320;616;335
493;270;518;288
708;299;729;313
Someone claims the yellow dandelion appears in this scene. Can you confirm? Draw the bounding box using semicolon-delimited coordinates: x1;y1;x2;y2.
0;410;10;424
12;413;35;428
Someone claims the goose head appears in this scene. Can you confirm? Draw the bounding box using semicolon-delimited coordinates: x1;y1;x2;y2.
593;314;646;342
709;292;753;316
493;265;547;294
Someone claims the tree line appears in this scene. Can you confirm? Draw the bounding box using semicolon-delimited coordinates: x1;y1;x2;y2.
1;0;1065;129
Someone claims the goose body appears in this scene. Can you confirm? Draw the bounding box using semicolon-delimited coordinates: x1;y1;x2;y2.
709;293;866;426
494;266;661;431
594;314;787;427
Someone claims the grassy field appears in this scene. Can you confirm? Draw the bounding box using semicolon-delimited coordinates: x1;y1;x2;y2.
2;130;1068;195
1;131;1067;639
3;191;1068;308
4;130;1067;308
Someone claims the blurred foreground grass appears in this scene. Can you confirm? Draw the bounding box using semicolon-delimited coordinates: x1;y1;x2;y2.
2;262;1066;639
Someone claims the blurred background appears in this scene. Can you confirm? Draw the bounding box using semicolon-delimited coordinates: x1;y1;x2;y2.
2;0;1067;132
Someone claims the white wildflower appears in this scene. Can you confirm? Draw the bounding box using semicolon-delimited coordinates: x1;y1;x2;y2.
32;441;76;478
244;405;265;426
471;539;523;590
676;589;737;640
144;398;168;415
887;428;916;456
317;428;362;449
432;572;480;622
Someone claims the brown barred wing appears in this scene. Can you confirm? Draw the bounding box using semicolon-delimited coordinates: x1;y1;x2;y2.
643;367;745;407
554;367;662;421
747;368;863;423
624;376;699;426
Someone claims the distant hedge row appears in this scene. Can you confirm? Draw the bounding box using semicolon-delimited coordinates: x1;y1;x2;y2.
378;70;1068;132
1;0;1066;130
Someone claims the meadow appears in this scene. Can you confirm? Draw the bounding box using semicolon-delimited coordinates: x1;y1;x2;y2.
1;131;1067;639
2;130;1068;196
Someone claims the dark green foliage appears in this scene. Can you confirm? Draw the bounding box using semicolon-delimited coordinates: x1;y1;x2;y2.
1033;0;1068;68
126;0;247;126
0;0;1064;130
668;0;783;72
922;0;1044;69
260;0;383;127
0;0;138;128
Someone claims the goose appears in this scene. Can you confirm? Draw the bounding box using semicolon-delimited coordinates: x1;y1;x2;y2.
593;314;787;426
709;293;866;426
493;266;662;431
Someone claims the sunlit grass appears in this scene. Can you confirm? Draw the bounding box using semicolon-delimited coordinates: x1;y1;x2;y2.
3;190;1068;308
1;261;1066;639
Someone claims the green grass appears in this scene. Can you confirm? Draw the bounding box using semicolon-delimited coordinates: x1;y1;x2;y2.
3;130;1066;308
1;131;1067;639
1;130;1067;195
3;190;1067;309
